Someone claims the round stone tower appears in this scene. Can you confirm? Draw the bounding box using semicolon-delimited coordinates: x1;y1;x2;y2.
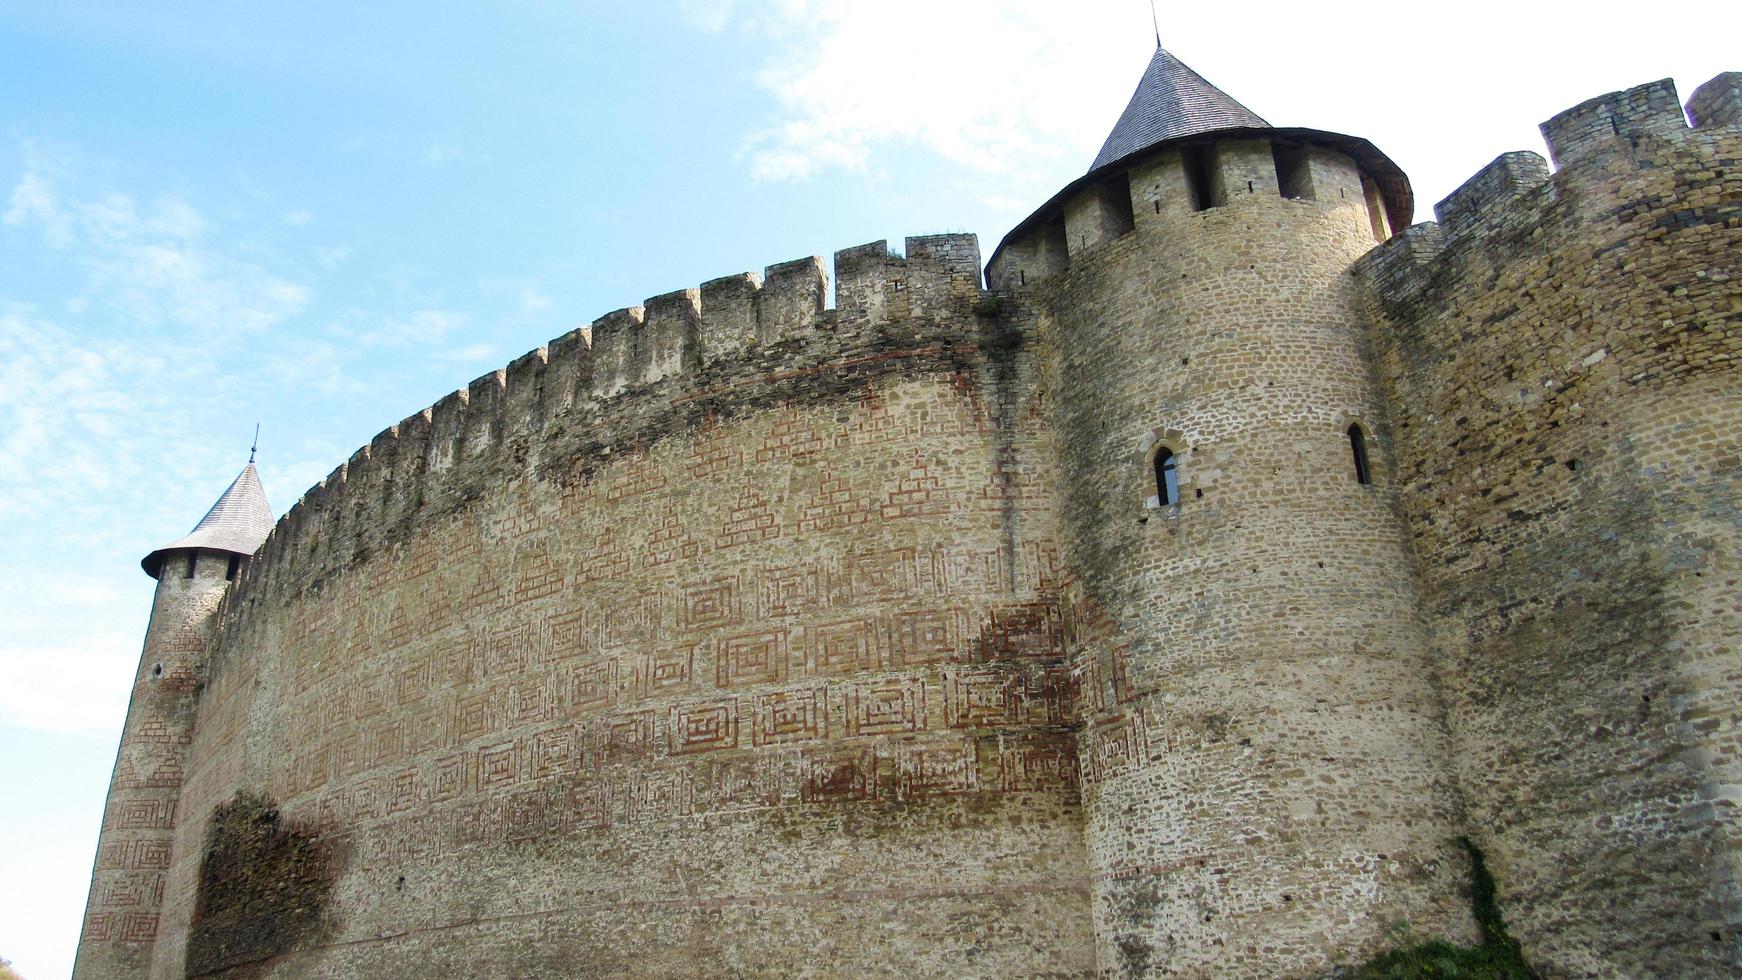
74;460;272;980
988;46;1467;975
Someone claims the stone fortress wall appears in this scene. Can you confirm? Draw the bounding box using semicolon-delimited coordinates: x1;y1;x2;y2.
75;67;1742;979
1354;75;1742;976
135;234;1102;977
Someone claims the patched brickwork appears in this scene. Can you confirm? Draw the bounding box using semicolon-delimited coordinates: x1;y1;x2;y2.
185;793;339;978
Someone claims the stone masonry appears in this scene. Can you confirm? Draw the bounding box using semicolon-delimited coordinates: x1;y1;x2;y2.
75;54;1742;979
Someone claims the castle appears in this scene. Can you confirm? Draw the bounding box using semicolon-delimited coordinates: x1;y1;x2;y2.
74;47;1742;978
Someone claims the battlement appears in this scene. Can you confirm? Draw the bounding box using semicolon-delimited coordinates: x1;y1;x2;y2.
1356;72;1741;317
1689;72;1742;130
1432;151;1552;241
1540;77;1688;168
987;130;1404;291
220;232;988;614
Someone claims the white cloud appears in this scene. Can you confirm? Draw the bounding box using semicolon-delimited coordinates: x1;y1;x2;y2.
147;195;209;239
40;573;125;606
0;564;138;734
0;198;314;736
4;170;73;246
261;338;367;396
2;157;310;335
711;1;1740;223
339;307;471;348
726;0;1154;183
0;631;136;733
421;142;461;166
285;208;313;226
0;306;232;553
482;277;555;317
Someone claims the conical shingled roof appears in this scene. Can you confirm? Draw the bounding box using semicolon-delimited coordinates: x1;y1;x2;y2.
142;462;274;578
1089;46;1269;172
986;45;1414;280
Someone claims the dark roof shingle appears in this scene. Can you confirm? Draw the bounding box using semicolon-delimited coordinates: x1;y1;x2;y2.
1090;46;1269;172
142;462;274;578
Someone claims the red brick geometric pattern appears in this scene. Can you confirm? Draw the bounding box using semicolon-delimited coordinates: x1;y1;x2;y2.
888;608;962;667
843;677;927;736
897;736;979;798
669;698;739;755
715;630;787;689
803;618;880;676
638;645;696;698
751;687;827;746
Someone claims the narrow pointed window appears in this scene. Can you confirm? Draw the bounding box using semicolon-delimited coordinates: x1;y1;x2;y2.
1155;448;1180;506
1349;424;1372;485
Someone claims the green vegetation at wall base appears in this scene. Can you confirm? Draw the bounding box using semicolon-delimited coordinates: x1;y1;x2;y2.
1351;838;1539;979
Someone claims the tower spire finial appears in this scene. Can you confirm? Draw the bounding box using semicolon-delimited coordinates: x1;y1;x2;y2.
249;423;259;465
1149;0;1160;48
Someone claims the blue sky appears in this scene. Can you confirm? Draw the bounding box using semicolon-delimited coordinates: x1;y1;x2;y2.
0;2;1734;976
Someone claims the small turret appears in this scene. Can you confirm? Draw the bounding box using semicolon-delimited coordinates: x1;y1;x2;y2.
987;45;1411;291
75;459;272;980
139;461;273;579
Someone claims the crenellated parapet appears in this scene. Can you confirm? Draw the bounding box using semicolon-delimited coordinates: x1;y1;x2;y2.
986;126;1409;291
1357;72;1741;343
1432;151;1551;242
1540;77;1689;167
216;233;988;626
1353;71;1742;584
1689;72;1742;129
